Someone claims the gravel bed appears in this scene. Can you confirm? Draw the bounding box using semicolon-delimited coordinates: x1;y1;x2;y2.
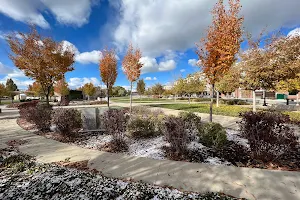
46;129;248;166
0;148;239;200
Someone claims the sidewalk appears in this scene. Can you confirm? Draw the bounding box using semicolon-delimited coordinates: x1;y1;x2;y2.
0;119;299;200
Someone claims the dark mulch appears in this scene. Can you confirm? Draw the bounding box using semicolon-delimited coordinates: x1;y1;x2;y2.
5;139;28;147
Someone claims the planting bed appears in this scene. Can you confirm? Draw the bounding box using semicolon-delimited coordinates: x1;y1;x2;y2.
17;106;300;171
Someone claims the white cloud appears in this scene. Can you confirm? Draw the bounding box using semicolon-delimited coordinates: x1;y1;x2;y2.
0;0;49;29
112;0;300;57
41;0;95;27
288;28;300;37
144;76;157;81
0;76;33;89
188;59;199;67
76;50;102;64
140;56;176;74
62;40;102;64
180;69;185;73
68;77;100;89
0;0;97;28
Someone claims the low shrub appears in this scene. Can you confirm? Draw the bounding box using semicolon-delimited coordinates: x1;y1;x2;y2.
198;122;227;149
239;111;298;162
126;116;156;138
102;138;129;153
58;96;69;106
162;116;187;158
89;100;108;105
131;106;164;117
192;98;215;103
52;108;82;136
220;99;248;105
102;109;129;150
179;112;202;129
215;141;251;166
17;100;39;121
31;104;52;131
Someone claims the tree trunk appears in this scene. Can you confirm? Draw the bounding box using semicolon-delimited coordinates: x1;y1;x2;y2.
88;95;90;101
46;94;50;106
216;91;219;107
209;84;214;122
297;92;299;106
262;89;267;106
252;90;256;112
130;82;133;113
107;83;110;108
188;94;191;104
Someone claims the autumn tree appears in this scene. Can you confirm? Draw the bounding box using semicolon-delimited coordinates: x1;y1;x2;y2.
7;26;75;106
184;75;206;104
54;78;69;96
240;31;300;110
173;78;186;97
0;83;7;104
99;48;118;107
151;83;165;98
196;0;243;122
5;78;18;103
122;43;143;112
82;83;96;101
31;81;43;97
215;63;241;98
136;79;146;99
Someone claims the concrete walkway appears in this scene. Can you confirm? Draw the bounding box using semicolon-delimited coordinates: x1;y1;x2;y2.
1;119;300;200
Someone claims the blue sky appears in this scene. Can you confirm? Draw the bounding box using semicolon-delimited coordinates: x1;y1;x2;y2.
0;0;299;90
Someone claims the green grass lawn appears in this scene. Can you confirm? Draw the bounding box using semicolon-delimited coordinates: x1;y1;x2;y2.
150;103;251;117
150;103;300;122
0;100;20;105
111;97;181;103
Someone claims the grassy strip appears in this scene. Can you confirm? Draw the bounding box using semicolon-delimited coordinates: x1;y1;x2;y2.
150;103;251;117
111;97;181;103
151;103;300;122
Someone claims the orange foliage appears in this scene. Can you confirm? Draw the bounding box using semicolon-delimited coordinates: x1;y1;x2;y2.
7;26;74;104
99;48;118;106
196;0;243;85
122;43;143;82
54;78;69;96
99;48;118;89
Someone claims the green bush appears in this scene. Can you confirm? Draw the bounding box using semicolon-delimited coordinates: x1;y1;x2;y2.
126;116;156;138
220;99;248;105
199;122;227;149
192;98;215;102
179;112;202;136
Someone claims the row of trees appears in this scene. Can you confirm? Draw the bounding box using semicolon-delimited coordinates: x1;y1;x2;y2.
0;78;18;103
